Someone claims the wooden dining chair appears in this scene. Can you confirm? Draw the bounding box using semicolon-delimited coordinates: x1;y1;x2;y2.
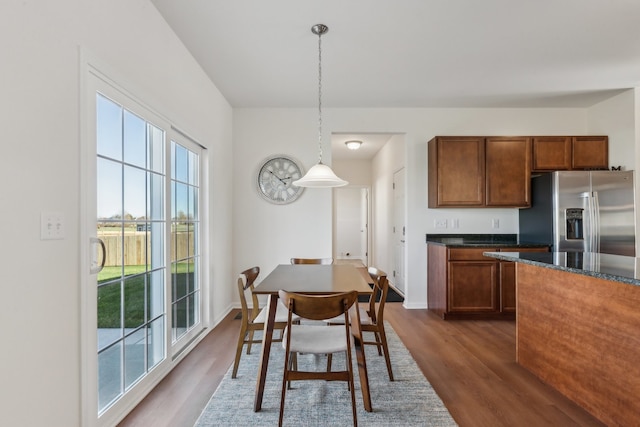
232;266;298;379
325;267;394;381
278;290;360;427
290;257;334;265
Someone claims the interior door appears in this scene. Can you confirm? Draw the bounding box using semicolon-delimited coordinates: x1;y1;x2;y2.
335;187;369;265
393;168;406;295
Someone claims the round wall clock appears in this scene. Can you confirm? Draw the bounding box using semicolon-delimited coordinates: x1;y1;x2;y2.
256;155;305;204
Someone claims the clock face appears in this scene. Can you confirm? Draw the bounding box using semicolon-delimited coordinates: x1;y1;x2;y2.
257;156;305;204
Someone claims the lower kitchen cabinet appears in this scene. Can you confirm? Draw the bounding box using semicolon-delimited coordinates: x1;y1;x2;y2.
427;245;548;319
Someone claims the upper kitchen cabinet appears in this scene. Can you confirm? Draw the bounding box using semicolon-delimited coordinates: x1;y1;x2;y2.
571;136;608;170
428;136;531;208
532;136;572;171
532;136;608;171
428;136;485;207
485;137;531;207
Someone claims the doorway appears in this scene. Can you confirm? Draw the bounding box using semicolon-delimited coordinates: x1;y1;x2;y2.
334;187;369;266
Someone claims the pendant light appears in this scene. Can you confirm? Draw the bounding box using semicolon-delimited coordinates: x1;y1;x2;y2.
293;24;348;188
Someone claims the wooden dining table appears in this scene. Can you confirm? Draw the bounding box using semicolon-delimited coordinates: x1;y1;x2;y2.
252;263;374;412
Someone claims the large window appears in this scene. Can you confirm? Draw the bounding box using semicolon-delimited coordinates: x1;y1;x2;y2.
90;87;204;420
170;141;201;342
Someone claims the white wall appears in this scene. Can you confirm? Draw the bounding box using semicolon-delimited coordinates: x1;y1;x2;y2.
371;134;406;279
0;1;233;426
588;89;639;254
232;109;333;280
233;108;592;309
587;89;636;170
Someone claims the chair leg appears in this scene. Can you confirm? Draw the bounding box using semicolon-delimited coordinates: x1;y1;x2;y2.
346;352;358;426
374;331;383;356
287;352;297;390
246;329;255;354
378;327;394;381
279;352;291;427
232;323;248;379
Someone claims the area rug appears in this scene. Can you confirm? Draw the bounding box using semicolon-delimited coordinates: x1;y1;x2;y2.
194;322;457;426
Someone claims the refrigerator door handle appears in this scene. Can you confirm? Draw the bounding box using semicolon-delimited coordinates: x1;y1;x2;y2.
579;192;593;252
592;191;600;253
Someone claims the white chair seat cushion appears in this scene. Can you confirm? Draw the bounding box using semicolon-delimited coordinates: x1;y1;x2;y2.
323;306;372;325
283;324;348;354
254;301;298;324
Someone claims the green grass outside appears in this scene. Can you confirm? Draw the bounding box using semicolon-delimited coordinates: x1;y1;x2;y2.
97;263;193;329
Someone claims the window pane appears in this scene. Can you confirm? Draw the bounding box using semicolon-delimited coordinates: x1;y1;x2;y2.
148;124;164;174
147;271;164;320
124;165;146;220
188;150;198;186
174;143;188;183
98;342;122;413
98;281;122;351
172;262;188;301
124;275;145;330
188;186;197;220
97;158;122;221
147;318;164;369
123;110;146;168
96;94;122;161
173;297;187;340
149;172;164;220
174;182;188;221
124;329;146;389
188;293;198;328
150;222;164;270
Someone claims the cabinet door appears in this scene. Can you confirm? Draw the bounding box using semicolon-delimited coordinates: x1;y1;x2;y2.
572;136;608;170
428;137;485;207
485;137;531;207
532;137;571;171
448;261;497;313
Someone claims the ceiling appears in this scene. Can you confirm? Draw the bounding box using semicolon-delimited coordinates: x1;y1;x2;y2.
150;0;640;158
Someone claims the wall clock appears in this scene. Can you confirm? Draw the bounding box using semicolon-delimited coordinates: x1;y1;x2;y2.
256;155;305;204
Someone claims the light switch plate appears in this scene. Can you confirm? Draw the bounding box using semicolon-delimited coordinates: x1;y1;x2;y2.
41;212;65;240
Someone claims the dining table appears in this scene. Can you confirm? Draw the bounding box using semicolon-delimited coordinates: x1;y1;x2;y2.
252;263;374;412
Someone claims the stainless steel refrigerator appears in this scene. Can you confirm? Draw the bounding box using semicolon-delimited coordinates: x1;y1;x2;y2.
519;171;636;256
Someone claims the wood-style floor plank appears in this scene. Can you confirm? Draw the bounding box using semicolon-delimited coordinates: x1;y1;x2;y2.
118;304;605;427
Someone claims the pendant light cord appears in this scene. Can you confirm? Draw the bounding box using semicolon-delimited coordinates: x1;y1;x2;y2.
317;28;323;165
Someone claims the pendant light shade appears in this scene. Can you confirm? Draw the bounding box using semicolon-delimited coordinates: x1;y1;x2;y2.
293;163;348;187
292;24;348;188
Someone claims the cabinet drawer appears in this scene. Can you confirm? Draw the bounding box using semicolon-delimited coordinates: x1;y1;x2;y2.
448;248;494;261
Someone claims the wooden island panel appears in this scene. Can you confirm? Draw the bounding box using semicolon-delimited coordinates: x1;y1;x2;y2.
517;263;640;427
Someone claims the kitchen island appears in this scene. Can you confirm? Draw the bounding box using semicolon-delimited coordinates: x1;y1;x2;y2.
484;251;640;427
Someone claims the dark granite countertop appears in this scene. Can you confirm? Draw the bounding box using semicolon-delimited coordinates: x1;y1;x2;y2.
426;234;550;248
484;251;640;287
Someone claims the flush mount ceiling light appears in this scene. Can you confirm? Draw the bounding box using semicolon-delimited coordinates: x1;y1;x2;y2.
293;24;348;188
345;140;362;150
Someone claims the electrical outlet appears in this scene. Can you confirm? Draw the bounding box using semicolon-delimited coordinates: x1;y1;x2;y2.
434;219;447;229
41;212;65;240
450;218;459;229
492;218;500;229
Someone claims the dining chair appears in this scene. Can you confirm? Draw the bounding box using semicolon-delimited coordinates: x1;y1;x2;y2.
278;290;360;427
325;267;394;381
290;257;334;265
232;266;298;379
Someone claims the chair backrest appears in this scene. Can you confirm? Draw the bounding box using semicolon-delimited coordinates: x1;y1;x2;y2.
278;290;358;322
290;257;334;265
367;267;389;324
237;266;260;321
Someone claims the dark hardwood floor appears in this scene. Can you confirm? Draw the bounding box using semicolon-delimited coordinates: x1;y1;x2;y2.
118;304;605;427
